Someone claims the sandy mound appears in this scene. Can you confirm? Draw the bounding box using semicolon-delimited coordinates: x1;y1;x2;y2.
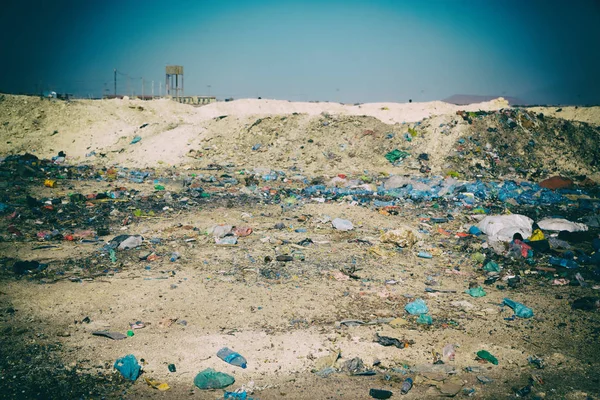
1;94;599;180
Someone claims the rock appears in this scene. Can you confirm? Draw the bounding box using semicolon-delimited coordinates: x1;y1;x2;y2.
438;377;464;397
380;226;420;247
211;225;233;238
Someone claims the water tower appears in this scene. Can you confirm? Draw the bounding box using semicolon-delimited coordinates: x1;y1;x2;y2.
165;65;183;98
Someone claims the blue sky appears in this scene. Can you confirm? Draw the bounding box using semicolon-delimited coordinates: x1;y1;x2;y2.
1;0;599;104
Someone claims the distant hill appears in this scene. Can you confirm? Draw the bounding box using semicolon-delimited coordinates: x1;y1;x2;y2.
443;94;523;106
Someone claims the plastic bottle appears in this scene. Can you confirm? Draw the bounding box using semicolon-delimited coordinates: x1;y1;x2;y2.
170;252;180;262
401;377;413;394
217;347;247;369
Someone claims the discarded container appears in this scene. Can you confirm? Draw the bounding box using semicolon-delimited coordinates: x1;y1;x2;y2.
476;350;498;365
405;298;428;315
401;377;413;394
131;136;142;144
217;347;247;368
418;251;433;259
194;368;235;389
44;179;57;188
503;298;534;318
114;354;141;381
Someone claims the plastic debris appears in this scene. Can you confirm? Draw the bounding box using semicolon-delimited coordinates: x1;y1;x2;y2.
114;354;141;381
405;298;429;315
384;149;410;164
375;333;414;348
144;377;170;391
476;350;498;365
483;261;501;272
537;218;588;232
442;344;456;361
417;314;433;324
418;251;433;259
369;388;393;399
529;229;545;241
503;298;534;318
332;218;353;231
465;286;486;297
477;215;533;242
401;377;413;394
194;368;235;390
217;347;247;368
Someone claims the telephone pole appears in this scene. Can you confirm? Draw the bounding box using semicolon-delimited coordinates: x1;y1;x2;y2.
151;81;154;98
141;78;144;99
114;69;117;96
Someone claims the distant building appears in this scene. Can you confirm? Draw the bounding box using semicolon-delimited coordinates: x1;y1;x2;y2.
172;95;216;105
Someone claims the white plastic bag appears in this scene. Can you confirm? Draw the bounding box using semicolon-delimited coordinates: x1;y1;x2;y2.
477;214;533;242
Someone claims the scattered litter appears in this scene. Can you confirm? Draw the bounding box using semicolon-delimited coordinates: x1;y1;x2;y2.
114;354;141;381
92;331;127;340
194;368;235;389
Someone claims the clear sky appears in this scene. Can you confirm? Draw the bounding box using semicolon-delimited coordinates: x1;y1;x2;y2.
1;0;599;104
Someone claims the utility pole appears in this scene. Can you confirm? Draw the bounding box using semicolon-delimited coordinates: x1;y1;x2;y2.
159;82;162;97
141;78;144;99
151;81;154;98
114;69;117;96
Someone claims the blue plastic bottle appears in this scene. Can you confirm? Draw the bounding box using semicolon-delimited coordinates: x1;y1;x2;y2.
217;347;247;368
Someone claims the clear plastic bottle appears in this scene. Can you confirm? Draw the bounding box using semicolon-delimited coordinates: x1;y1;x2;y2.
217;347;247;369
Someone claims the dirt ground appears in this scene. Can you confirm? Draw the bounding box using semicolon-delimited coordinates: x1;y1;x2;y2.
1;95;600;399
